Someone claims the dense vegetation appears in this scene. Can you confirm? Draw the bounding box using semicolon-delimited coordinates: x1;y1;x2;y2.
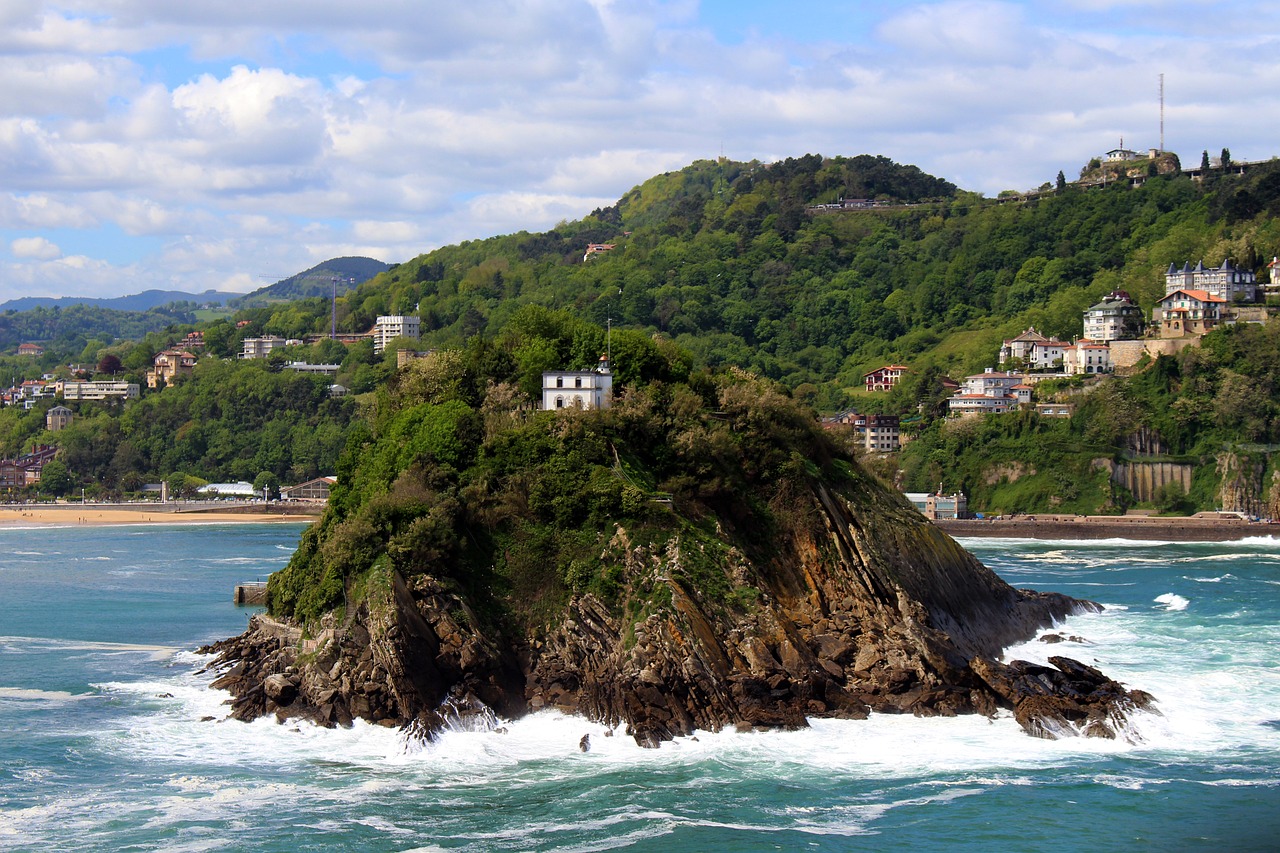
268;311;857;629
0;303;198;352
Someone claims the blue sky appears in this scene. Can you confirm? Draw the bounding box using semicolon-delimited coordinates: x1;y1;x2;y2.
2;1;1278;301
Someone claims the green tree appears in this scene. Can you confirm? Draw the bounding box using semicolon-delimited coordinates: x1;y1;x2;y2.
253;471;281;499
39;459;72;496
1056;171;1066;192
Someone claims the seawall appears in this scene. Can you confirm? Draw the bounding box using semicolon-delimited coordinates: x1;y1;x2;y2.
935;516;1277;542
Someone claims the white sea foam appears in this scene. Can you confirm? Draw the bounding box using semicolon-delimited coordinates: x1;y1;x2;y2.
0;686;92;702
1155;592;1190;611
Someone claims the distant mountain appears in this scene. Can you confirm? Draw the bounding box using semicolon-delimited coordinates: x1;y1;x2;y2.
1;289;239;313
231;257;390;307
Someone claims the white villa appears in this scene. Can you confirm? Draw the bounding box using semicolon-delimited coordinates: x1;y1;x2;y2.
542;357;613;411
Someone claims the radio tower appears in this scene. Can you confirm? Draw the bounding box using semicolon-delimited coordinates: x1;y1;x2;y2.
1159;73;1165;153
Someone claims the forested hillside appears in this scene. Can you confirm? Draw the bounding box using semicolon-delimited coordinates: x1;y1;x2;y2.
5;151;1280;512
333;154;1280;408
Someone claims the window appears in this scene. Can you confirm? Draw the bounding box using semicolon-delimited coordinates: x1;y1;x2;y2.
555;396;564;409
556;377;563;388
575;377;582;388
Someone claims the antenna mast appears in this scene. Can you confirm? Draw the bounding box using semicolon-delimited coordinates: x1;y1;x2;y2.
1159;73;1165;153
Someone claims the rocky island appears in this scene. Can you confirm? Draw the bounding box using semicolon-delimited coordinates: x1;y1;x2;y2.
204;344;1151;745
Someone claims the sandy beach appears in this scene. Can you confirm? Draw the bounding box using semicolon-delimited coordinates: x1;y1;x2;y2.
0;503;323;526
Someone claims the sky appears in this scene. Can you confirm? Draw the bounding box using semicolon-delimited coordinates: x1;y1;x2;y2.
2;1;1278;302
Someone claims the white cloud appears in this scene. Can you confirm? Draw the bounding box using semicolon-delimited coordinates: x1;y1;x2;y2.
11;236;62;259
2;1;1280;300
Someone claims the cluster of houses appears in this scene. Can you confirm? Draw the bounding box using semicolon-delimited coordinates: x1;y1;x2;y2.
0;445;58;489
862;258;1275;420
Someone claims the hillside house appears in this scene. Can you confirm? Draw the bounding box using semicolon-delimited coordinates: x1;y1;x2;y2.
584;243;616;261
948;369;1029;417
864;364;910;393
1064;339;1113;375
1154;289;1226;338
147;349;197;388
46;405;72;432
543;357;613;411
17;343;43;357
999;328;1069;371
1083;291;1143;342
824;411;901;452
1164;260;1258;303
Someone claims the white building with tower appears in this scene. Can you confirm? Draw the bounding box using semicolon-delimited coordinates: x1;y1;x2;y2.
542;356;613;411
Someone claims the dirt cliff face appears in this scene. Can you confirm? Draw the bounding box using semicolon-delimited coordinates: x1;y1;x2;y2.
203;480;1150;745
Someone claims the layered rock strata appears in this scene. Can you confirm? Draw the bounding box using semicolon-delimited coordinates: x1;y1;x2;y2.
203;482;1152;746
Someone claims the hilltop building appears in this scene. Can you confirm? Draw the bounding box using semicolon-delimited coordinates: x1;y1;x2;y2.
373;315;421;354
542;356;613;411
1164;260;1258;303
1083;291;1143;342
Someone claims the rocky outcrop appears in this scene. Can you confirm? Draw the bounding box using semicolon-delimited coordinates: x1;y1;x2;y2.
203;481;1152;745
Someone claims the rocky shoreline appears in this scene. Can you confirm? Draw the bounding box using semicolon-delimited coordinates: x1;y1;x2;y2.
201;485;1156;746
936;515;1278;542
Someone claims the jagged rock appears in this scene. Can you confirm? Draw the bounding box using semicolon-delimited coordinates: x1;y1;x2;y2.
970;656;1155;740
263;674;298;706
204;475;1148;746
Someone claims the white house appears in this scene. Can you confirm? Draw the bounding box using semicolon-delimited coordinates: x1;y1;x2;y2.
999;328;1069;371
542;357;613;411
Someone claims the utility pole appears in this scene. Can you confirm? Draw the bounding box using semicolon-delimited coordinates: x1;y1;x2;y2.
330;276;338;339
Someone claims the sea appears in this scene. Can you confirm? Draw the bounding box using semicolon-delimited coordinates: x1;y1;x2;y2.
1;523;1279;852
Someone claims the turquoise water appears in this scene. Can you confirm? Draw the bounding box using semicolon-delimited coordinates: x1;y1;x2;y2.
2;525;1279;852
